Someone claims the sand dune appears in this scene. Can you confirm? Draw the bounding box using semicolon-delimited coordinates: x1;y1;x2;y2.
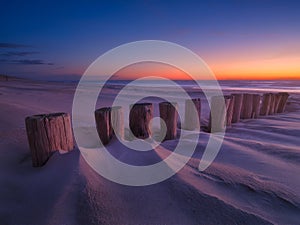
0;78;299;224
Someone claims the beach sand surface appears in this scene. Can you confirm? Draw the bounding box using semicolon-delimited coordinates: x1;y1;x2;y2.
0;78;299;225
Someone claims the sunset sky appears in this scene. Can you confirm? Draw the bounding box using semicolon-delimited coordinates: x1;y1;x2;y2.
0;0;300;80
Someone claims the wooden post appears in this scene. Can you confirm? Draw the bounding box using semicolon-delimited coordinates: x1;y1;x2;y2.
111;106;124;140
260;93;271;116
241;94;253;119
95;106;124;145
252;94;261;118
231;94;243;123
268;93;276;115
277;92;289;113
25;112;74;167
95;107;112;145
129;103;153;139
159;102;178;140
274;93;282;113
208;96;231;133
225;95;235;126
184;98;201;130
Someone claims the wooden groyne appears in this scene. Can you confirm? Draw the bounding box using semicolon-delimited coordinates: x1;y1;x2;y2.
25;92;289;166
184;98;201;130
231;94;243;123
208;96;231;132
95;106;124;145
129;103;153;139
25;113;74;167
159;102;178;140
225;95;235;126
241;94;253;119
252;94;261;118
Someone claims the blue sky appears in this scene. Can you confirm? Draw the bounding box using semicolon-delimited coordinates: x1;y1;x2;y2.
1;0;300;80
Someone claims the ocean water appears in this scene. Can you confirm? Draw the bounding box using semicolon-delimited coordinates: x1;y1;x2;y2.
73;79;300;94
217;80;300;94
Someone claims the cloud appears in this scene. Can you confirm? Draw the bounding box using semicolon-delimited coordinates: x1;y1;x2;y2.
0;59;54;65
0;43;30;48
12;59;54;65
0;43;53;66
0;51;39;57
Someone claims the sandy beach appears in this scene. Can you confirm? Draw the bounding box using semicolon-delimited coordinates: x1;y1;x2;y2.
0;77;299;225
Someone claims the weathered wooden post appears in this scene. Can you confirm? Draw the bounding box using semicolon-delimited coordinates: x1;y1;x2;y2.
95;106;124;145
231;94;243;123
225;95;235;126
95;107;112;145
159;102;178;140
260;93;271;116
268;93;276;115
129;103;153;139
241;94;253;119
274;93;282;113
184;98;201;130
252;94;261;118
277;92;289;113
25;112;74;167
111;106;124;140
208;96;231;133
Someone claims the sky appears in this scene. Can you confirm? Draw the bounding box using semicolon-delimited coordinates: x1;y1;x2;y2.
0;0;300;80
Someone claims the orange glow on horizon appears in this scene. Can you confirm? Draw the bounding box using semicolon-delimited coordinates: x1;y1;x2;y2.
114;62;192;80
200;42;300;80
210;56;300;80
113;60;300;80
